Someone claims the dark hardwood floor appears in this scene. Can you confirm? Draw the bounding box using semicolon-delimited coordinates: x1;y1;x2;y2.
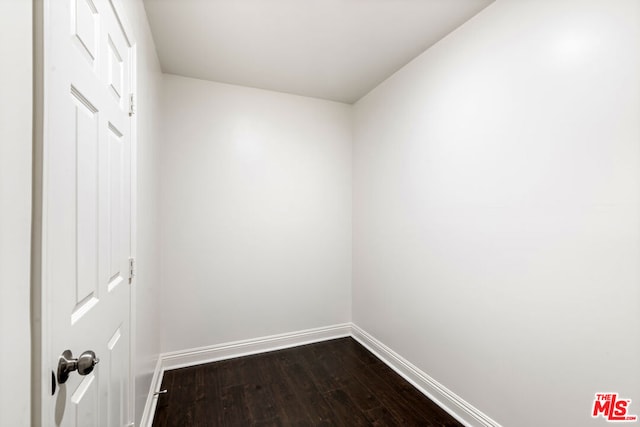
152;337;462;426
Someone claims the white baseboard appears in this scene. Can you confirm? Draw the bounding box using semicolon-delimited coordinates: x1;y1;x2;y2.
139;357;163;427
350;324;501;427
139;323;351;426
140;322;499;427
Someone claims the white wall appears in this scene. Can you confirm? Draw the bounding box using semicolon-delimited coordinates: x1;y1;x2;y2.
0;1;32;425
160;75;352;352
353;1;640;426
118;1;163;424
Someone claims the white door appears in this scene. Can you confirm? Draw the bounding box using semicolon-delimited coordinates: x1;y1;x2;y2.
43;0;134;425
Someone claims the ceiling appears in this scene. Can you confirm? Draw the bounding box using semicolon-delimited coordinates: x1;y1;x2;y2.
142;0;494;104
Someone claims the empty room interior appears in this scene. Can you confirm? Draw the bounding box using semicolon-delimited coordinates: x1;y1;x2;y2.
1;0;640;426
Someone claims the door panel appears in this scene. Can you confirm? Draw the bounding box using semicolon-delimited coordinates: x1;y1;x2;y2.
45;0;133;425
108;122;125;292
106;325;128;426
73;88;100;317
72;0;98;66
69;373;98;425
107;37;124;102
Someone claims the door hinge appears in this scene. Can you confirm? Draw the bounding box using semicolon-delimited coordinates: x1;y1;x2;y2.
128;93;135;116
128;257;135;283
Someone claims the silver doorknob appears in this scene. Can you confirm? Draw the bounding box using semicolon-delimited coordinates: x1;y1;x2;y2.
57;350;100;384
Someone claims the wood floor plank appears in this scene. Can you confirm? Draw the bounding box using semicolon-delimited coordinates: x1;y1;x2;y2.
279;359;336;425
268;380;313;426
244;381;278;423
195;364;224;423
336;375;381;412
323;388;372;426
365;406;403;426
152;337;463;427
152;369;173;427
221;384;250;426
360;362;455;425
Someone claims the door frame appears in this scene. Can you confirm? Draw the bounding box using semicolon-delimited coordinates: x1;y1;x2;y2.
32;0;138;424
